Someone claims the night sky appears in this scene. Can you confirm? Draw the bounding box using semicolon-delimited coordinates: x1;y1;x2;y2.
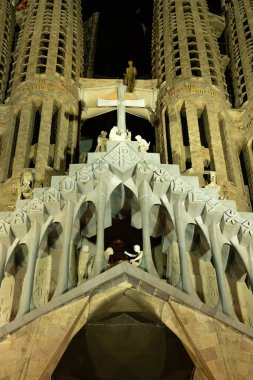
81;0;222;79
82;0;153;78
80;0;222;147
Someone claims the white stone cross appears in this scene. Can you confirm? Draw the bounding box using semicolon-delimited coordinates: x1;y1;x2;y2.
97;84;145;133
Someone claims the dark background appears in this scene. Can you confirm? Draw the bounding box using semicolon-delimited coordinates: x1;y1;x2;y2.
81;0;222;78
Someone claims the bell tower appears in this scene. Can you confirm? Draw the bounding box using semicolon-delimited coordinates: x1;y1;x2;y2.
0;0;83;205
152;0;250;210
223;0;253;209
0;0;15;103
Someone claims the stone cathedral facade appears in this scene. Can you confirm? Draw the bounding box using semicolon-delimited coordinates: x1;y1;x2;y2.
0;0;252;379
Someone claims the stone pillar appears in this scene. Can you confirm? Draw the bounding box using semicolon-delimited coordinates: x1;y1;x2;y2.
205;105;227;180
12;102;34;175
185;101;203;173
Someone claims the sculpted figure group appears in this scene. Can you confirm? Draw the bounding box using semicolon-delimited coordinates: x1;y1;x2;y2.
78;243;143;284
95;127;150;153
109;126;131;142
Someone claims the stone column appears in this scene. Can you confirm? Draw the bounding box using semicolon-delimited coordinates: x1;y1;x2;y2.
17;199;45;316
92;177;108;276
54;178;77;297
185;101;203;173
138;181;159;277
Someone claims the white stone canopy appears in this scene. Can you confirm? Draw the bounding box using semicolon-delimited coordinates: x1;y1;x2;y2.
0;137;252;328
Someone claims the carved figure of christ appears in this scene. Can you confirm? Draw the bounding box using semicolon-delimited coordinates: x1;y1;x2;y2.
96;84;145;134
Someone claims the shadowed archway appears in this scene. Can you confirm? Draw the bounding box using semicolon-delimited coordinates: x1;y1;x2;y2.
52;312;194;380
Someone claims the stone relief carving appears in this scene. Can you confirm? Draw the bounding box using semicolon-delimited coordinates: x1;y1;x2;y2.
109;126;131;141
105;143;140;169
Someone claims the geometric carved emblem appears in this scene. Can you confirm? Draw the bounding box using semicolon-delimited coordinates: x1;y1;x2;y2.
104;142;141;172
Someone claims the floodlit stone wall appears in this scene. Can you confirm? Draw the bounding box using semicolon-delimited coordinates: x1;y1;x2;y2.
152;0;252;210
223;0;253;208
0;0;83;209
152;0;227;93
0;0;15;103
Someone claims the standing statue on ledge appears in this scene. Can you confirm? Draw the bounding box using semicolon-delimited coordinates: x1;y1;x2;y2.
123;60;137;92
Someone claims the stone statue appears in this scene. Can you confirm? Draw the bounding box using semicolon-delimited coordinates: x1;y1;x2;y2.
220;183;228;200
19;171;34;199
78;245;114;284
123;61;137;92
124;245;143;267
104;247;114;265
135;135;150;152
95;131;108;152
77;245;92;285
204;171;222;195
205;171;217;188
109;126;131;141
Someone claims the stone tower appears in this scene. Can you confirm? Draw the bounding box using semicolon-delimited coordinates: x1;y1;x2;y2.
223;0;253;213
152;0;251;211
0;0;15;103
0;0;83;209
0;1;252;379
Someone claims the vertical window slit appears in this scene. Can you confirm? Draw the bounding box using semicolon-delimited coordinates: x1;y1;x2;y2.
8;112;20;178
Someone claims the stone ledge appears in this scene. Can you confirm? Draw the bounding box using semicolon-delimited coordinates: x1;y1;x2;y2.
0;262;253;340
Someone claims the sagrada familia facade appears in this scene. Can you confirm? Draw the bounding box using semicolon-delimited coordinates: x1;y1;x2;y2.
0;0;252;379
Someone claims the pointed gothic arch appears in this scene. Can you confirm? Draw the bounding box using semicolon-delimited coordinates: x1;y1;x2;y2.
185;223;219;307
35;222;64;302
52;311;195;380
149;204;175;278
223;243;253;323
79;200;97;239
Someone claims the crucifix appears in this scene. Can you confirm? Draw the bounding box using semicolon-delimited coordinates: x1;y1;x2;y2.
97;84;145;134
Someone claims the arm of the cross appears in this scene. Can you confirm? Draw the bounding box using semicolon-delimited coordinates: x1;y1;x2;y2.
96;84;146;133
97;99;118;107
124;99;145;108
97;99;146;108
